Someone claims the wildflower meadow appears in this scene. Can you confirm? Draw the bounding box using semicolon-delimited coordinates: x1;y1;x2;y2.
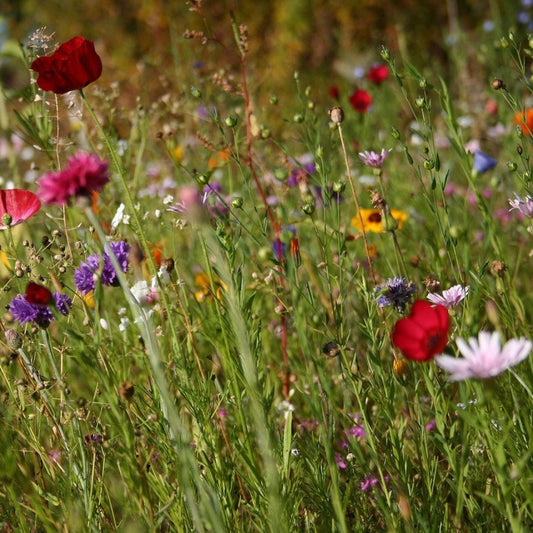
2;1;533;531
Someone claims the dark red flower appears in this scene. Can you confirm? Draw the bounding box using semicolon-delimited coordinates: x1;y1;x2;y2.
30;36;102;94
25;282;53;306
392;300;449;361
366;64;389;85
349;89;372;113
329;86;340;100
0;189;41;229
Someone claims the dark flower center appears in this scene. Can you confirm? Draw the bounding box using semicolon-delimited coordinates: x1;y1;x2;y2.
368;212;382;223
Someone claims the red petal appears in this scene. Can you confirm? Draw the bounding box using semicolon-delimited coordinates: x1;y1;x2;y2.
0;189;41;228
26;282;52;305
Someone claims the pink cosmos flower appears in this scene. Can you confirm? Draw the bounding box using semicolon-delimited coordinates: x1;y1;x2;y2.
37;152;109;205
435;331;532;381
427;284;469;309
358;149;391;168
0;189;41;229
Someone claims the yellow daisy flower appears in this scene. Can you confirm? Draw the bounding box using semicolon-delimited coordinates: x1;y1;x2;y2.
351;209;408;233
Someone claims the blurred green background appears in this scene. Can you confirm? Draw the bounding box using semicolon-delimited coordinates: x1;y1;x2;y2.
0;0;525;104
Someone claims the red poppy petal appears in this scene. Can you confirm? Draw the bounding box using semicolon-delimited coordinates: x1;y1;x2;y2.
26;282;53;305
0;189;41;228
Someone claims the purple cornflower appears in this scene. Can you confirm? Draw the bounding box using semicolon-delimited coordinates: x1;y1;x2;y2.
358;149;391;168
288;162;316;187
74;241;130;295
272;226;296;260
427;284;469;309
472;150;497;174
9;291;72;327
375;277;417;312
509;193;533;218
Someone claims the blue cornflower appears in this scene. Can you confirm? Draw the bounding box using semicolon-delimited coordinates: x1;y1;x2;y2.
9;292;72;328
74;241;130;294
374;277;417;312
473;150;497;174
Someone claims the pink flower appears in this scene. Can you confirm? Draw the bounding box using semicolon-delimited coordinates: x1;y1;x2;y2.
509;193;533;218
427;284;469;309
435;331;532;381
37;152;109;206
358;149;391;168
0;189;41;229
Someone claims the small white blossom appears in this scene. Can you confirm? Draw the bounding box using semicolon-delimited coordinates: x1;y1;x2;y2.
111;203;130;230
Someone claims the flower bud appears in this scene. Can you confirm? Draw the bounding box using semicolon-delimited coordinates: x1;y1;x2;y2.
231;196;243;209
293;113;304;123
224;115;238;127
274;168;288;181
260;128;270;139
270;95;278;105
191;86;202;98
517;144;523;155
328;106;344;124
332;181;345;193
5;329;22;350
1;213;12;227
302;202;315;215
380;46;391;61
507;161;517;171
491;78;503;90
423;160;434;170
391;127;400;140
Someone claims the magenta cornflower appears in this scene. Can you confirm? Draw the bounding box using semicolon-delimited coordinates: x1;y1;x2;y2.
37;152;109;206
427;284;469;309
358;149;391;168
509;193;533;218
435;331;532;381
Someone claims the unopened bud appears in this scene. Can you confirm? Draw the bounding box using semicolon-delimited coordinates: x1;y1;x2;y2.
1;213;12;227
491;78;503;90
231;196;243;209
5;329;22;350
328;106;344;124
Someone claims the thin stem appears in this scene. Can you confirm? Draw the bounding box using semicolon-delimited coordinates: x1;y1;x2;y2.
336;123;378;285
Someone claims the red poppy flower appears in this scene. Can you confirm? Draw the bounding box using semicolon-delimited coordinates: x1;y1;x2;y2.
392;300;450;361
30;36;102;94
0;189;41;229
366;64;389;85
329;86;340;100
349;89;372;113
25;282;53;306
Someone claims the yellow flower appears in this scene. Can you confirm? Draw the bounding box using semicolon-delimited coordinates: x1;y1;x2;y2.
171;145;184;163
194;272;227;302
83;291;95;309
351;208;408;233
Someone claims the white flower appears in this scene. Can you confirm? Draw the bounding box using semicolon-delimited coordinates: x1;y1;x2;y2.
427;284;469;308
435;331;532;381
119;317;131;331
99;318;108;330
111;203;130;230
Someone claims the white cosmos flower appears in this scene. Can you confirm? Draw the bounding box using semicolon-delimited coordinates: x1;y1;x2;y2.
435;331;532;381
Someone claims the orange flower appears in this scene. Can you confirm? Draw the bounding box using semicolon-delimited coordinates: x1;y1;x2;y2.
513;108;533;135
351;209;408;233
